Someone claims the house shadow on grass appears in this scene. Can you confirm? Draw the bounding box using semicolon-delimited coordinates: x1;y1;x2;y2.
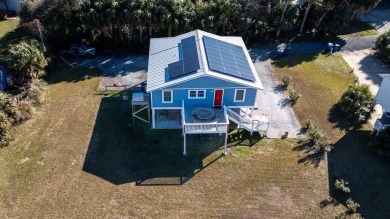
326;130;390;218
82;90;225;186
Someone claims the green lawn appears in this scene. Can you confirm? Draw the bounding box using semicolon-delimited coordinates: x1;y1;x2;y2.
272;53;390;218
0;20;389;218
339;20;378;38
272;53;357;140
0;65;348;218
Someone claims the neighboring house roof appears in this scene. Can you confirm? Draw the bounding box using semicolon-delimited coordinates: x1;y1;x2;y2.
147;30;264;92
376;74;390;111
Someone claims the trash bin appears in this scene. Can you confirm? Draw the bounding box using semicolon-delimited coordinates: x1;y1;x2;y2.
277;49;283;57
283;48;290;56
333;44;340;52
327;43;334;52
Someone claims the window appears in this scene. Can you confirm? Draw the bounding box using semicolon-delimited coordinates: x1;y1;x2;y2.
234;89;246;102
188;90;206;99
162;90;172;103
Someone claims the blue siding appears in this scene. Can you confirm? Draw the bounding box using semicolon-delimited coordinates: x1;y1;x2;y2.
152;76;258;108
167;76;250;89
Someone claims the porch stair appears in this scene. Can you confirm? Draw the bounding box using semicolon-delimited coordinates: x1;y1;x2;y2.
224;106;269;135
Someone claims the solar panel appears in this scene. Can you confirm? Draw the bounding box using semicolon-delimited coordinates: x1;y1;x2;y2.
203;36;255;82
168;36;200;80
168;60;184;79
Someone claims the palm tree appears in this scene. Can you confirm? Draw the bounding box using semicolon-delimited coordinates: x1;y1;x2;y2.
339;84;374;122
312;0;335;36
276;0;292;37
300;0;317;33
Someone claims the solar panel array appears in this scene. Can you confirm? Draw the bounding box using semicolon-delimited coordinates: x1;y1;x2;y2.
168;36;200;79
202;36;255;82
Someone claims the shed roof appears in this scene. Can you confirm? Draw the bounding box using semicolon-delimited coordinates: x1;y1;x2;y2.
376;74;390;111
146;30;263;92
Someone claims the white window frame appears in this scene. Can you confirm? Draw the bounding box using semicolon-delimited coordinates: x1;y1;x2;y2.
162;90;173;103
188;90;206;99
234;89;246;102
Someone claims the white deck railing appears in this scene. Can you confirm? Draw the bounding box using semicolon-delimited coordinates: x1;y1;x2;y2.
224;106;269;135
182;101;229;135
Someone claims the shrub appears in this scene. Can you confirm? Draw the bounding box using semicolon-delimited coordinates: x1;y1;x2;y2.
314;141;333;153
281;75;293;89
17;101;34;121
0;92;21;124
0;111;10;147
288;88;301;104
7;40;49;84
306;121;325;143
376;30;390;64
339;84;374;123
335;179;351;194
346;198;360;213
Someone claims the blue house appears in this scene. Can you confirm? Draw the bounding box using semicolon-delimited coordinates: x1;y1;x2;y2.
146;30;268;155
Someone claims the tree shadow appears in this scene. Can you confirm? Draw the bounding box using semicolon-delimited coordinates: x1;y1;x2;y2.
328;104;364;132
271;52;323;68
327;129;390;218
293;139;326;168
82;91;226;186
357;55;388;87
68;54;148;77
46;66;104;85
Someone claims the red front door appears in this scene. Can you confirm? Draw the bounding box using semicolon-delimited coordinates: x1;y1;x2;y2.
214;89;223;106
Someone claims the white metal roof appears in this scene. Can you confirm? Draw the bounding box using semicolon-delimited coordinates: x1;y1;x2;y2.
146;30;264;92
376;74;390;111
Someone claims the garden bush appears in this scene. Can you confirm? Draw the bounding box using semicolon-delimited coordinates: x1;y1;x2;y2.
346;198;360;213
281;75;293;89
376;30;390;64
0;92;21;124
0;111;10;147
339;84;374;123
288;88;301;105
7;40;49;84
368;127;390;160
335;179;351;194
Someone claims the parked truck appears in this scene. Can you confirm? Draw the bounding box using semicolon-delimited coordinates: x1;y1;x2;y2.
60;44;96;58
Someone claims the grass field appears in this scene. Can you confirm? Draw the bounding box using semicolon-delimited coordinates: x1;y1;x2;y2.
272;53;390;218
1;19;389;218
0;65;349;218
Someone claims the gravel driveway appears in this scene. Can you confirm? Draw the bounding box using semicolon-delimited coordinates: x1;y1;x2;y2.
251;49;302;138
69;54;148;89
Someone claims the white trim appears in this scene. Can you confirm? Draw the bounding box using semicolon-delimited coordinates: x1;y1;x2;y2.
234;89;246;102
163;86;249;90
152;108;155;128
213;89;224;106
152;107;182;110
188;89;206;99
162;90;173;103
227;105;255;108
